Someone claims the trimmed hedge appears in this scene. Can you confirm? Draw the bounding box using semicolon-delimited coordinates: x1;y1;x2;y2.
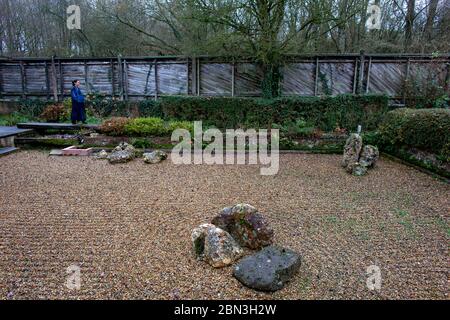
379;108;450;156
158;95;389;131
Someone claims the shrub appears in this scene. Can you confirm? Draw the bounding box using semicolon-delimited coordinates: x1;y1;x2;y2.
138;99;163;118
17;99;50;118
86;93;130;118
159;95;389;131
273;118;317;138
0;113;32;126
124;117;166;136
166;120;194;133
100;117;131;136
40;104;69;122
379;108;450;155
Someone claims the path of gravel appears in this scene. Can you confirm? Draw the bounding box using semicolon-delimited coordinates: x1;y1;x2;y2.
0;151;448;299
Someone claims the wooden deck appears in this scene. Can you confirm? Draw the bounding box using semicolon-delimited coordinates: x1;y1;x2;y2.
17;122;99;131
0;147;19;157
0;126;34;139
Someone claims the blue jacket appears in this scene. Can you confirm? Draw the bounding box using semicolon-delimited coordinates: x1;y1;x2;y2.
71;87;85;104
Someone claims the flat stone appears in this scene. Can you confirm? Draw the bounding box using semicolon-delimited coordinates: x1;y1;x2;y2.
233;245;301;292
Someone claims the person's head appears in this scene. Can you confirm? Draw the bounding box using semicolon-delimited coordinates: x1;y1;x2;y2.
72;80;80;87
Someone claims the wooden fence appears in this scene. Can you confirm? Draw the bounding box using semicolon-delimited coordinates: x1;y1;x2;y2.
0;53;448;104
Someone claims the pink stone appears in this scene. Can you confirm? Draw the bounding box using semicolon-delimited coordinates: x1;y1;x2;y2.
62;146;93;156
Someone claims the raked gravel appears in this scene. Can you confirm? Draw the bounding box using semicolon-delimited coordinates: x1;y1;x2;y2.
0;150;448;299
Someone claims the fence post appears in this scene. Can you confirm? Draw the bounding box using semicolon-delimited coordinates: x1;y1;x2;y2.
59;59;64;102
366;56;372;94
231;59;235;97
352;57;358;94
123;59;129;100
191;56;196;96
358;50;366;94
314;57;319;96
444;61;449;93
110;59;115;97
84;60;89;92
197;57;201;96
154;59;159;101
403;58;411;105
51;56;58;102
20;61;26;99
117;55;124;100
45;61;50;100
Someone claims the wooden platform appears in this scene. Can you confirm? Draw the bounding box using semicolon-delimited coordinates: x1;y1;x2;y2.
0;126;34;139
17;122;99;131
0;147;19;157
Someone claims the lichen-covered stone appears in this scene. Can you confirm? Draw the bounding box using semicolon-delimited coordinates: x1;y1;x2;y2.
95;150;108;160
359;145;379;168
348;162;368;176
233;245;301;291
211;204;273;250
191;223;243;268
108;143;136;164
342;133;363;168
143;150;168;164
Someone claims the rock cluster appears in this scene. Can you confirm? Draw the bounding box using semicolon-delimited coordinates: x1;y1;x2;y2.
191;204;301;292
342;134;379;176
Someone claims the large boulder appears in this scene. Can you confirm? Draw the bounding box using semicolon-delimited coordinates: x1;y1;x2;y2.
359;145;379;168
342;133;363;168
211;204;273;250
143;150;168;164
108;142;136;164
191;224;243;268
233;245;301;292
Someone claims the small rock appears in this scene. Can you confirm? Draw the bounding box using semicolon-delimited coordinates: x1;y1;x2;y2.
233;245;301;292
342;133;363;168
108;143;136;164
143;150;168;164
347;162;368;176
211;204;273;250
95;150;108;160
191;223;243;268
359;145;379;168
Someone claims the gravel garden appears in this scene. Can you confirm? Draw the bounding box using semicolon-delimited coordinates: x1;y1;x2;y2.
0;149;448;299
0;95;449;300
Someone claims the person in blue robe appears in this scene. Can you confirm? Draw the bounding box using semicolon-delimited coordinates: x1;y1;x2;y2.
71;80;87;124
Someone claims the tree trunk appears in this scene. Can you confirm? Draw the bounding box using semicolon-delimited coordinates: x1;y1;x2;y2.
424;0;439;41
404;0;416;52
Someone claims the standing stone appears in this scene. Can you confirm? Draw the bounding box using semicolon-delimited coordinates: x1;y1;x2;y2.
342;133;363;168
359;145;379;168
143;150;168;164
233;245;301;292
211;204;273;250
191;224;243;268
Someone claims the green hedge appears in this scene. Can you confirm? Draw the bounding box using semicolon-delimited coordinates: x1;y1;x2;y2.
158;95;389;131
379;108;450;156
